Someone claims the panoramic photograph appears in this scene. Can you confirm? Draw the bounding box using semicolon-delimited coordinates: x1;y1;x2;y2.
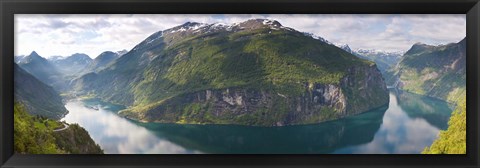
13;14;466;154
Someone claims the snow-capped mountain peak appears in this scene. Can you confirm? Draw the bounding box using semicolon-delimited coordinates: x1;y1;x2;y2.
355;48;404;56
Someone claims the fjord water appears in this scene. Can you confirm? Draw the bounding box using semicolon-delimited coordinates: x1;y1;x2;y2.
62;89;453;154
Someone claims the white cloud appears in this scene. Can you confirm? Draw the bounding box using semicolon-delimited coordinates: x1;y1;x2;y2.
15;14;466;58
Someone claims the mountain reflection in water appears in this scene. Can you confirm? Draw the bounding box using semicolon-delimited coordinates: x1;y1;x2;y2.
62;90;452;154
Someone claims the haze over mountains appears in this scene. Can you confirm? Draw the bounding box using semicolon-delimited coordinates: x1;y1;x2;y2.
12;15;467;154
49;53;92;76
16;51;63;87
14;19;466;127
14;50;128;91
84;51;124;73
14;63;68;119
13;51;123;154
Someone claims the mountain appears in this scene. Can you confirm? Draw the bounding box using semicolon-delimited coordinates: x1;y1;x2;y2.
14;63;68;119
14;55;26;63
17;51;64;88
72;19;389;126
52;123;104;154
84;51;120;73
116;49;128;56
390;38;466;102
49;53;92;76
355;49;403;72
338;44;403;75
47;56;65;62
338;44;354;54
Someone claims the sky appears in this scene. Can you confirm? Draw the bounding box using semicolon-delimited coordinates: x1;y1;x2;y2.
15;14;466;58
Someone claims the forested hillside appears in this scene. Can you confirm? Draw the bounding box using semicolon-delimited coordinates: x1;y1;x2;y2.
72;19;389;126
14;103;103;154
423;97;466;154
389;38;466;102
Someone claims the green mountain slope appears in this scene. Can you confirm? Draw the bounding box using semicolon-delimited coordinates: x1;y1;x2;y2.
14;63;68;119
73;19;389;126
53;123;104;154
14;102;103;154
390;38;466;102
423;96;466;154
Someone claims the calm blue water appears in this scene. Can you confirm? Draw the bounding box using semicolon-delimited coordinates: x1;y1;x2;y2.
62;90;453;154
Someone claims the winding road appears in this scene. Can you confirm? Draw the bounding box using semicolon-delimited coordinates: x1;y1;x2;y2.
53;123;69;132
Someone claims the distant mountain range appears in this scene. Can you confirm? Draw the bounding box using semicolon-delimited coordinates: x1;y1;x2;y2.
337;44;403;75
15;50;127;92
71;19;389;126
14;19;465;126
83;51;123;73
49;53;93;76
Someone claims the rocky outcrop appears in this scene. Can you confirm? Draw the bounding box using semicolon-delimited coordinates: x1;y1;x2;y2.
120;64;389;126
340;64;390;115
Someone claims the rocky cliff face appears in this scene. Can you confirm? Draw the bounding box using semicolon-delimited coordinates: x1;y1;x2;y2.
75;19;390;126
120;64;388;126
341;64;389;115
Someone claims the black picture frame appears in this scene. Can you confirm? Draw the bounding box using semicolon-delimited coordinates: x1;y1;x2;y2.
1;0;479;167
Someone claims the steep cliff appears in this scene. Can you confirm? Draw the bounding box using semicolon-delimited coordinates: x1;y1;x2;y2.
74;19;389;126
120;64;388;126
53;124;104;154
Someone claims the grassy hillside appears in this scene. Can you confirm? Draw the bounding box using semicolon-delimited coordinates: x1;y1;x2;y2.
393;38;466;102
14;102;103;154
423;96;466;154
73;20;389;126
14;103;59;154
133;27;369;106
75;25;370;106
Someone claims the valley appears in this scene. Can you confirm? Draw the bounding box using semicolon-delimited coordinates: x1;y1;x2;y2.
61;90;452;154
13;18;466;154
70;19;390;126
